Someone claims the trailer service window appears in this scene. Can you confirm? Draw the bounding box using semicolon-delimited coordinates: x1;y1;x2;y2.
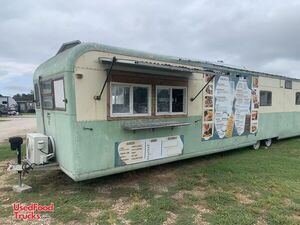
156;86;186;114
111;83;151;116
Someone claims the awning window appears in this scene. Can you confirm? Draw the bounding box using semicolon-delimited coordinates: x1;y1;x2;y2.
99;57;200;75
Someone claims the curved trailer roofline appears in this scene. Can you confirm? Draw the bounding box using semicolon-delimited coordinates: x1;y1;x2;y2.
34;41;300;81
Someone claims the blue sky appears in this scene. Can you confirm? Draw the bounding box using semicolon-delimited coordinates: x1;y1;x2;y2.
1;0;300;96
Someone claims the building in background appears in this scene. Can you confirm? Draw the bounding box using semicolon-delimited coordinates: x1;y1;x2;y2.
13;92;35;113
16;100;35;113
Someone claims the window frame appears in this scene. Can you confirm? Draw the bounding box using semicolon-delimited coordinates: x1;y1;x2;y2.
285;80;292;89
40;79;54;110
53;77;66;111
295;92;300;105
259;90;272;106
34;83;40;109
155;85;187;115
110;82;152;117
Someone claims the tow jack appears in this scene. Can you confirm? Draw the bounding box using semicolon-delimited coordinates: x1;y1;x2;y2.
8;136;60;193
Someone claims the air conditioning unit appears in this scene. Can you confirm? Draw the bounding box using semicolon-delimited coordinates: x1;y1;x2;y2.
26;133;55;165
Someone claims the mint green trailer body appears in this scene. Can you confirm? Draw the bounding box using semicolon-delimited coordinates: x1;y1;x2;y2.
33;42;300;181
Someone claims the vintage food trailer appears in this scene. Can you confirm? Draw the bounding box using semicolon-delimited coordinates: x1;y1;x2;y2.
19;41;300;181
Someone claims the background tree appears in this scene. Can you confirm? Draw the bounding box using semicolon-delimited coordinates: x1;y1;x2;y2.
13;91;34;101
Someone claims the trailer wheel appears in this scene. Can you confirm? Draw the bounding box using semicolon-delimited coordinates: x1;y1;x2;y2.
252;141;261;150
264;138;272;147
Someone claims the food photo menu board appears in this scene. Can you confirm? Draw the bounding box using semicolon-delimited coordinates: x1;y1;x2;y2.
202;74;259;141
251;77;259;133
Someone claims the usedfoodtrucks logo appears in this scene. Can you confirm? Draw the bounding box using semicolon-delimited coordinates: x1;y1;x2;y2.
12;203;54;220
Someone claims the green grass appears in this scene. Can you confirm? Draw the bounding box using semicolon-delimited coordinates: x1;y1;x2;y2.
0;138;299;224
204;191;257;225
0;143;22;161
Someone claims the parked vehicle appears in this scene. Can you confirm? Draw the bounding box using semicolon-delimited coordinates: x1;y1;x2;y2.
8;110;18;116
23;41;300;181
0;96;18;115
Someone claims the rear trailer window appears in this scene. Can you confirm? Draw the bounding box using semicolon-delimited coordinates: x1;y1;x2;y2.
34;83;40;109
41;80;54;109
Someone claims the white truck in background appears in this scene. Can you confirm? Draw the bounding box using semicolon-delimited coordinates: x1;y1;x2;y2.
0;96;18;115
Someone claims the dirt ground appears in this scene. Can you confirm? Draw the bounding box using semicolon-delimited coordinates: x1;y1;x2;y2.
0;115;36;143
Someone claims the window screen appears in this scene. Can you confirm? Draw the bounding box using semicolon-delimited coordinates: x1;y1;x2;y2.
260;91;272;106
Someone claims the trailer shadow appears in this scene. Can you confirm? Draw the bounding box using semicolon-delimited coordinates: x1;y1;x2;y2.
79;145;252;185
20;145;263;193
26;136;297;190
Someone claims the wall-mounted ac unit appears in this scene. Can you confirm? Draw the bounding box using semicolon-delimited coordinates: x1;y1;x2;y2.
26;133;55;165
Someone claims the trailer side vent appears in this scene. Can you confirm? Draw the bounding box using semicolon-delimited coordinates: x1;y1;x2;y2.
56;40;81;55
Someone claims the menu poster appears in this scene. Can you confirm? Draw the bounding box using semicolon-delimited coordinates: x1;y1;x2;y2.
214;76;235;139
115;135;184;166
234;78;252;135
202;74;259;141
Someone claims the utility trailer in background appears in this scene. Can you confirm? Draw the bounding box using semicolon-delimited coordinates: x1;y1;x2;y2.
10;41;300;184
0;96;18;115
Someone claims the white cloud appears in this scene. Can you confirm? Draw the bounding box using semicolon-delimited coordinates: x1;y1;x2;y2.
260;58;300;78
1;0;300;95
0;59;36;82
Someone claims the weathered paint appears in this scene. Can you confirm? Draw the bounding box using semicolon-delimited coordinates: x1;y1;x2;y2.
33;42;300;181
42;112;300;181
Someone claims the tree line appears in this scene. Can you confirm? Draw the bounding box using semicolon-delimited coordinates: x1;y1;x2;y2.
0;91;34;102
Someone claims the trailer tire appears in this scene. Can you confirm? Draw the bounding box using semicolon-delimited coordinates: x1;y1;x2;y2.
252;141;261;150
264;138;272;147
